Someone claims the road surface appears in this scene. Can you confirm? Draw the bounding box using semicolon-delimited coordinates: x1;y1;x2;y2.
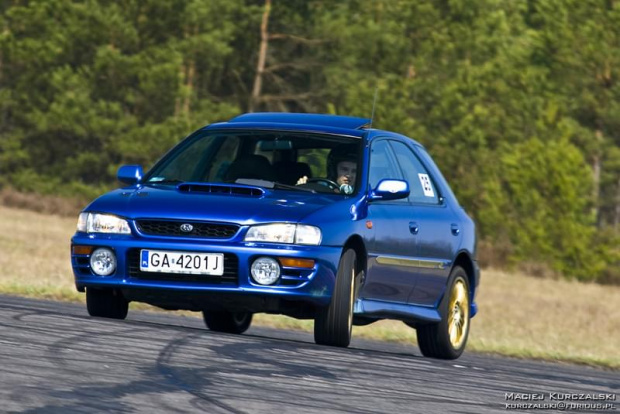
0;295;617;413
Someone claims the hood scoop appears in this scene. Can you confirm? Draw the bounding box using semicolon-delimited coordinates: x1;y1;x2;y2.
177;183;265;197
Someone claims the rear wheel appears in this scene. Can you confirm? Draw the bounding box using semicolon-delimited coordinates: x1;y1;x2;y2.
416;266;470;359
202;311;253;334
314;248;359;347
86;288;128;319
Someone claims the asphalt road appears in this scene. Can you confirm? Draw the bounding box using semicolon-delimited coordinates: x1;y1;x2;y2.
0;295;617;413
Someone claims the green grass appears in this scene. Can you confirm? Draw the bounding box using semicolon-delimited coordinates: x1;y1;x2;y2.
1;205;618;369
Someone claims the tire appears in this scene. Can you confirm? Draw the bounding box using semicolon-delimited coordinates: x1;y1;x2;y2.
86;288;128;320
314;248;359;347
202;311;253;334
416;266;471;359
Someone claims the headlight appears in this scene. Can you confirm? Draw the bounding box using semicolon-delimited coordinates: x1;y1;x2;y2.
295;225;322;245
245;224;321;245
77;213;131;234
77;213;88;232
245;223;296;243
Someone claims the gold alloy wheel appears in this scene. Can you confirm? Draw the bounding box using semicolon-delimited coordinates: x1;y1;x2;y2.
447;279;470;349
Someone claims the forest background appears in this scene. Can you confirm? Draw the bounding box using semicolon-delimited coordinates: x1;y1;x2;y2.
0;0;619;283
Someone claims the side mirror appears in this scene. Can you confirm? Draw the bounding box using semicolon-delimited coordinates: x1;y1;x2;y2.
117;165;143;185
369;179;410;201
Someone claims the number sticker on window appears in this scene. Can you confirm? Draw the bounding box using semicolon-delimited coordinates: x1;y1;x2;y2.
418;174;435;197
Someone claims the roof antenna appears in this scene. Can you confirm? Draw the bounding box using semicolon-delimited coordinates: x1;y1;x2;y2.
369;86;379;129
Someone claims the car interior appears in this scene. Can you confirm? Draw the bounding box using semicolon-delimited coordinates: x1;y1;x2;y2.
224;138;320;185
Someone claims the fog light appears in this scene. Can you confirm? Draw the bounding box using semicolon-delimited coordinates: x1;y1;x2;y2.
90;248;117;276
250;257;280;285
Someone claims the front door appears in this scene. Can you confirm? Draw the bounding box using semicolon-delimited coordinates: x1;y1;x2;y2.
387;141;460;306
360;139;418;304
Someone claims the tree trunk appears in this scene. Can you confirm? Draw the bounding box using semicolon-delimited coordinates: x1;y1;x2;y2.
183;59;195;115
615;175;620;234
592;129;602;226
249;0;272;113
175;63;185;117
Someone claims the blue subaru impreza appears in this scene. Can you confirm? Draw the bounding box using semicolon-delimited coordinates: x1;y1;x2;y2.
71;112;479;359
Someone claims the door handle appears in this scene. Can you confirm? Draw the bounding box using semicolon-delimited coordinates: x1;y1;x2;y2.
451;224;460;236
409;222;419;235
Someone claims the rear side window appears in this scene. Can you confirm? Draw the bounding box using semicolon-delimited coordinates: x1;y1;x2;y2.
389;140;440;205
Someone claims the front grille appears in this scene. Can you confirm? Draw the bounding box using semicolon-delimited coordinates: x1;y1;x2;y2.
127;249;238;284
135;220;239;239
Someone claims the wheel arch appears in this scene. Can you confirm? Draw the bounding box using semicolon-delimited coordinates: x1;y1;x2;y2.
452;250;478;301
342;234;367;277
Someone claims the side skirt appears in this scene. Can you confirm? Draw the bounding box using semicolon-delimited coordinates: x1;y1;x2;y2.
353;298;441;323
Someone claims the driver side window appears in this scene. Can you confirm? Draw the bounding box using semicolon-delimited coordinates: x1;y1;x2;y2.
368;140;403;190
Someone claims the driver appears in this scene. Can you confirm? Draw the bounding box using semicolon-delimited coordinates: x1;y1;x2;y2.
297;145;358;194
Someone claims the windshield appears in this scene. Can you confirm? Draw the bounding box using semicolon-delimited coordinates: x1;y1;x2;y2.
144;130;362;195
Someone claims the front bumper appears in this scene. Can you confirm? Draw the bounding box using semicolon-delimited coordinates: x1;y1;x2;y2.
71;232;342;308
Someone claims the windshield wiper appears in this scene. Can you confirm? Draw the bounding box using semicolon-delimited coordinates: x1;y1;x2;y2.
146;178;184;185
273;182;316;193
234;178;315;193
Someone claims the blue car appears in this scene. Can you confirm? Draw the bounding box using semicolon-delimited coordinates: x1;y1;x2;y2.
71;112;479;359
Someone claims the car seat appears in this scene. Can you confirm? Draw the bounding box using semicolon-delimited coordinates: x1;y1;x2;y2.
224;154;277;182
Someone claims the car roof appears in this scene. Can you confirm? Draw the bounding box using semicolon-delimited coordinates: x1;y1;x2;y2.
205;112;371;138
229;113;371;129
204;112;424;147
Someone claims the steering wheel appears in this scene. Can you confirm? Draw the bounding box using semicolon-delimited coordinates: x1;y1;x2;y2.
306;178;340;192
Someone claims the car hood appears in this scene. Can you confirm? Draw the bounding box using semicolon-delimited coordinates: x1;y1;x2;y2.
85;184;340;225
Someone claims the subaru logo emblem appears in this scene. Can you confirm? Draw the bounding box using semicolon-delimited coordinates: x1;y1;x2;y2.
180;223;193;233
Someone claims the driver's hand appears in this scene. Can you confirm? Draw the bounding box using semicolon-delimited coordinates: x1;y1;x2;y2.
296;176;308;185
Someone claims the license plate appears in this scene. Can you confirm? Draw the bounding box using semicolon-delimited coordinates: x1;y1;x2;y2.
140;250;224;276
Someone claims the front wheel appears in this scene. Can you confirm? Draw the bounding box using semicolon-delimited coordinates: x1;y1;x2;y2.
202;311;253;334
416;266;471;359
86;288;128;319
314;248;359;347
